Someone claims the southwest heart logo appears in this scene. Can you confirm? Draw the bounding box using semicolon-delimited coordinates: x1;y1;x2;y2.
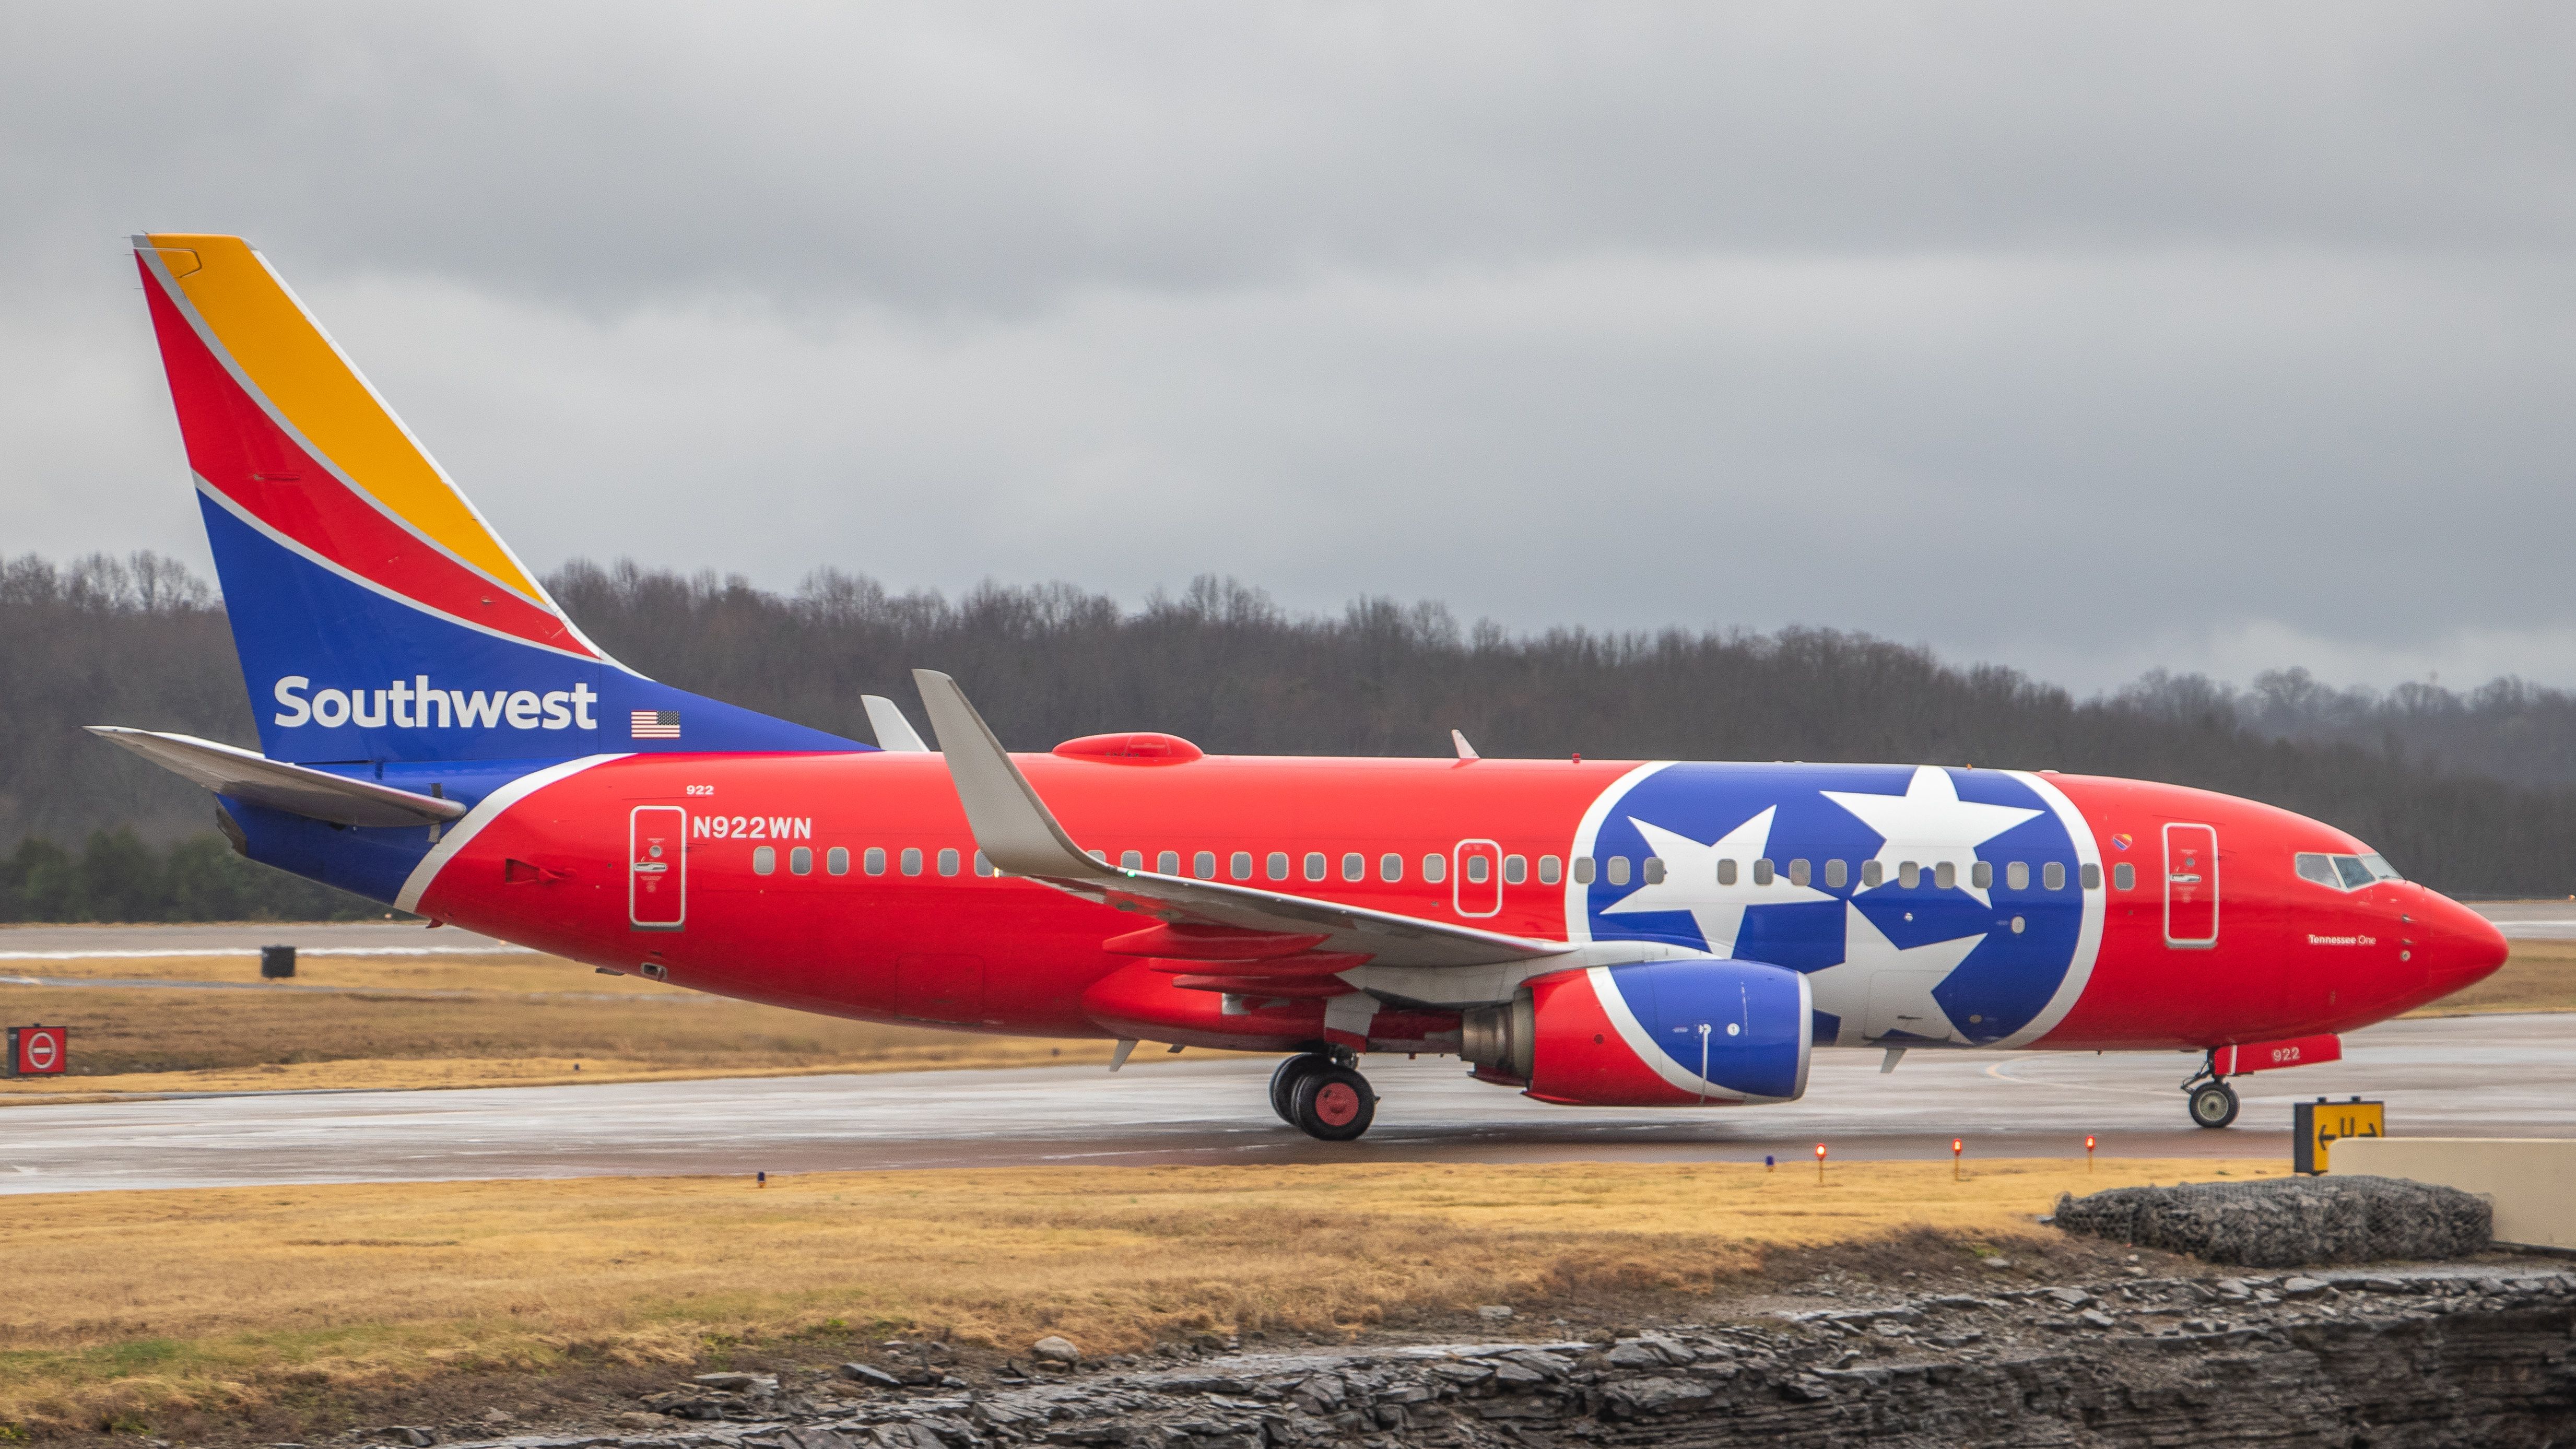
2112;833;2134;850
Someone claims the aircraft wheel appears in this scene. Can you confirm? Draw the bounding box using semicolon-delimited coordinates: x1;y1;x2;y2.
1269;1053;1332;1124
1291;1064;1377;1141
2189;1080;2240;1129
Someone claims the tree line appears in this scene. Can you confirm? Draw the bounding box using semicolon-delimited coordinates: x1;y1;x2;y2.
7;549;2576;912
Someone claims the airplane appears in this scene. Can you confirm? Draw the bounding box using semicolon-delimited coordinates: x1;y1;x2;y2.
97;233;2510;1141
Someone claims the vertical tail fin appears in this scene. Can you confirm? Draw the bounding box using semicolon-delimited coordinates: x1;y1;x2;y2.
131;234;856;762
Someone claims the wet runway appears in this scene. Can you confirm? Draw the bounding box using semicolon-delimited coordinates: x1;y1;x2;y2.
2;1013;2568;1196
0;921;521;959
2474;901;2576;939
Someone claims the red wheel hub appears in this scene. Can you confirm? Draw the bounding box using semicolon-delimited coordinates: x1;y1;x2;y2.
1312;1080;1361;1126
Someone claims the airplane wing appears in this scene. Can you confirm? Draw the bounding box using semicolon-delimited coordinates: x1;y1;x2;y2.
88;726;468;828
911;670;1566;970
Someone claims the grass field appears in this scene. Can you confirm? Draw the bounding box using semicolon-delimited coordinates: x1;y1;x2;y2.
0;951;1124;1095
2406;937;2576;1017
0;1157;2278;1438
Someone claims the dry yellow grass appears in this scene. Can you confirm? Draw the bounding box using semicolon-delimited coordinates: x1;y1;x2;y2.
2408;938;2576;1017
0;952;1130;1098
0;1158;2275;1432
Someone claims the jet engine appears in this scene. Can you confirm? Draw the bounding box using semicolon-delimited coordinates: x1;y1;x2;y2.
1460;959;1810;1106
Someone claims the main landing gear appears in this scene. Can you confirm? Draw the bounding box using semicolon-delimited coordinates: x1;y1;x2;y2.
1269;1050;1377;1141
2183;1052;2240;1129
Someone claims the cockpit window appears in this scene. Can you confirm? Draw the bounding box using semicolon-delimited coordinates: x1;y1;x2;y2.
2297;850;2404;891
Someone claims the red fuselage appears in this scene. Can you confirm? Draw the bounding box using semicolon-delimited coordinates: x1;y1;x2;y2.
405;749;2507;1057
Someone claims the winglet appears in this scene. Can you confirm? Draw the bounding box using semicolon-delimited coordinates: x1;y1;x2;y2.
863;695;932;752
1451;729;1479;761
911;670;1113;881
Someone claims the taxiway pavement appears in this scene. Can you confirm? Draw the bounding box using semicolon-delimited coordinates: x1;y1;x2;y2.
2;1012;2567;1196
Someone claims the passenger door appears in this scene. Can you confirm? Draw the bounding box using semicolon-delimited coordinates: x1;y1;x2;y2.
629;805;687;930
2163;822;2218;948
1454;839;1502;917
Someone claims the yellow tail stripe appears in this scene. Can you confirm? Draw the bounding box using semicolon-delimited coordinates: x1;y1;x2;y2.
142;234;544;605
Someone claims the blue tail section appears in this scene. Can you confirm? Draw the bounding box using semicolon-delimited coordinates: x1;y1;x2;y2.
209;499;862;763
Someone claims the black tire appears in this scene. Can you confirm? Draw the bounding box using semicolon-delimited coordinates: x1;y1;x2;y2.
2189;1081;2240;1129
1269;1054;1331;1124
1290;1064;1377;1141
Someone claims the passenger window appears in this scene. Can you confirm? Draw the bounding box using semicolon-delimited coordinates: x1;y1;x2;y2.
1826;859;1849;889
1158;850;1181;875
2295;853;2338;888
1194;850;1217;880
1467;854;1491;883
1504;854;1527;885
1088;849;1108;863
864;846;886;876
1898;861;1920;889
1862;861;1885;888
901;847;923;877
1343;852;1365;882
754;845;777;876
1644;857;1666;885
2334;855;2374;889
2006;861;2029;891
974;851;993;877
2043;861;2065;891
1752;858;1774;886
827;846;850;876
1423;853;1448;883
2083;863;2102;890
790;846;813;876
1268;851;1290;881
1573;856;1595;885
1381;853;1403;882
1606;856;1630;886
1971;861;1992;890
1538;855;1562;885
1121;850;1143;870
1231;851;1253;881
1789;858;1810;888
939;847;960;877
1934;861;1955;890
1304;852;1327;881
1718;858;1738;886
2112;862;2134;890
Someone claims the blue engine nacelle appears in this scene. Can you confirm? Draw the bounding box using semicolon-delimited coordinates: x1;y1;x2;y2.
1461;958;1811;1106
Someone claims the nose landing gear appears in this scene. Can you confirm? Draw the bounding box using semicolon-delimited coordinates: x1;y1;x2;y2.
2182;1051;2240;1129
1269;1050;1377;1141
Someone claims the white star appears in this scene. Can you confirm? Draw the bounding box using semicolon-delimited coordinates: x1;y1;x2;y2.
1601;808;1832;955
1821;765;2040;906
1802;902;1986;1045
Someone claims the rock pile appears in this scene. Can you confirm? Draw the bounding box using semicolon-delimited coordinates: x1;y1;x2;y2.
376;1266;2576;1449
2051;1174;2492;1266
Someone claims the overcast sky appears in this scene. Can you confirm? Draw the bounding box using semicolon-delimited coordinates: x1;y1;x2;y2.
5;3;2572;694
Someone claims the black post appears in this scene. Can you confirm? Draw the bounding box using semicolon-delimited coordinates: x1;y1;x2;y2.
261;944;297;979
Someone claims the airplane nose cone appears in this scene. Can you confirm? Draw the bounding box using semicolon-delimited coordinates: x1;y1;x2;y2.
2417;890;2509;997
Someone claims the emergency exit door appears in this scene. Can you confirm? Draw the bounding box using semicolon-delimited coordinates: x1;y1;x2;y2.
630;805;687;929
2163;821;2218;948
1454;839;1502;917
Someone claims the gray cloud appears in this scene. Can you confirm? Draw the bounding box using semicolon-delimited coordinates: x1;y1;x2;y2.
3;2;2572;693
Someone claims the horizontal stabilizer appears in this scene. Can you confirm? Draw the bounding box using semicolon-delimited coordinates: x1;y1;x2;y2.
88;726;467;828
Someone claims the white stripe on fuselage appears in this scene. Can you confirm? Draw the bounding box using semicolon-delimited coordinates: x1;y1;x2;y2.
393;754;629;914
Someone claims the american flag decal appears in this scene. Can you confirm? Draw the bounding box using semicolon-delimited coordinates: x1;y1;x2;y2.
630;710;681;740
